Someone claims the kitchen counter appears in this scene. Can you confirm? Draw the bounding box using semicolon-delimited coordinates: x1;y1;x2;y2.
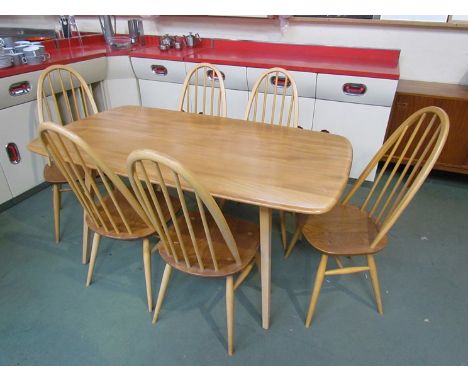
0;34;400;79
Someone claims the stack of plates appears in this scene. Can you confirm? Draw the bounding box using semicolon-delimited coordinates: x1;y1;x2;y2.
0;48;13;69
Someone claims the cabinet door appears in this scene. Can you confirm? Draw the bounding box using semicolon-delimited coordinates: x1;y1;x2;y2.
0;163;12;204
314;99;391;180
387;94;468;173
139;80;183;110
104;79;141;108
245;93;315;129
0;101;45;197
181;85;249;119
226;89;249;120
104;56;141;108
299;97;315;130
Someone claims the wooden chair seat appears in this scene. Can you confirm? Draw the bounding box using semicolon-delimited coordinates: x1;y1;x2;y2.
44;162;84;184
157;211;259;277
303;204;388;256
87;189;180;240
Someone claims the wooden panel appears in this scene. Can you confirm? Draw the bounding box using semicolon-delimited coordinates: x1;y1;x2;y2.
396;80;468;100
386;86;468;173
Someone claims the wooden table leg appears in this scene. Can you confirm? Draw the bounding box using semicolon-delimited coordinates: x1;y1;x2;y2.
259;206;272;329
82;170;92;264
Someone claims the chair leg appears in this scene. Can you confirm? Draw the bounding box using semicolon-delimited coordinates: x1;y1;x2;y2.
226;275;234;356
52;184;61;243
143;238;153;312
284;225;301;259
279;210;287;250
255;252;261;271
284;213;308;259
334;256;344;268
86;233;101;287
152;264;172;324
305;254;328;328
367;255;384;315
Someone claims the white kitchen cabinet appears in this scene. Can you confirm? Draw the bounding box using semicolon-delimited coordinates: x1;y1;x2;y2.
226;89;249;120
103;56;140;108
0;58;108;205
313;73;397;180
179;85;248;119
132;57;187;110
313;99;391;180
246;92;315;130
0;163;13;204
185;62;249;119
246;67;317;129
139;80;183;110
0;100;45;197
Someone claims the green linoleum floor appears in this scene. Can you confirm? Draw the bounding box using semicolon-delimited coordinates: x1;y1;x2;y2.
0;172;467;365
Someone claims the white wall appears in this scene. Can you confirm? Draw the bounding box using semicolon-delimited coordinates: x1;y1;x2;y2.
1;15;467;84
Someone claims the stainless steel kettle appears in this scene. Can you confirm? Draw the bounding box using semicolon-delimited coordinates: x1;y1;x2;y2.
160;34;175;48
183;32;201;48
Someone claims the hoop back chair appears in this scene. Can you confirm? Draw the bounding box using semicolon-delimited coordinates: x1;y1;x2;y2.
178;63;227;117
127;149;260;355
245;67;299;249
37;64;98;243
285;106;449;327
38;122;177;312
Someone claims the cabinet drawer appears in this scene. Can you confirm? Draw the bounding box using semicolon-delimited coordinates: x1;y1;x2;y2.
185;63;248;91
0;57;107;109
131;58;186;83
0;71;40;108
316;74;397;106
247;67;317;98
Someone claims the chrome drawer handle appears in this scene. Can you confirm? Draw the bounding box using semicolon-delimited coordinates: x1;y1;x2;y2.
270;76;291;88
207;69;225;81
9;81;31;96
6;142;21;164
151;65;168;76
342;83;367;96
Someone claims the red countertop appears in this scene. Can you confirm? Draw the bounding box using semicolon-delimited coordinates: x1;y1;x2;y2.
0;34;400;80
185;39;400;79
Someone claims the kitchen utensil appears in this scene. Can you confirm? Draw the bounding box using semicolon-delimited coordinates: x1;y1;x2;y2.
14;45;30;53
183;32;201;48
98;15;116;45
59;16;71;39
2;46;16;54
128;19;139;44
109;36;131;50
137;20;145;45
0;37;15;47
24;54;48;65
23;45;49;58
160;34;175;48
7;52;27;66
174;41;182;50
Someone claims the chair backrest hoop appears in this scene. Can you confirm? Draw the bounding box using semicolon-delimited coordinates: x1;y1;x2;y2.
37;64;98;125
127;148;241;272
177;63;227;117
343;106;449;248
39;121;150;236
244;67;299;128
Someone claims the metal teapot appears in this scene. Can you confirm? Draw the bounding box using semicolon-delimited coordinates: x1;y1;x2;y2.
183;32;201;48
160;34;175;48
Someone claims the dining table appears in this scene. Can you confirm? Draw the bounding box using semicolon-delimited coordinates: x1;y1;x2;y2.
28;105;353;329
